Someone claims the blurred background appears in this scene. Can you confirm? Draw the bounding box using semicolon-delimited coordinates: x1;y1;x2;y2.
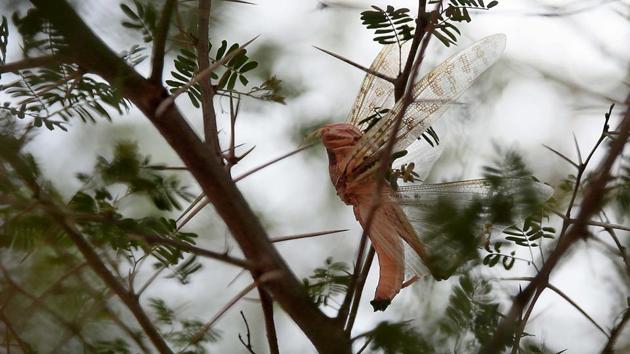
1;0;629;353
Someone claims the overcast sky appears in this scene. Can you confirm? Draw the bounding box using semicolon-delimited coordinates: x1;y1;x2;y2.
3;0;630;352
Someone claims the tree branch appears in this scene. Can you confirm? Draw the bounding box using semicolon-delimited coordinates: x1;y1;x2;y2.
259;287;280;354
130;232;252;269
0;54;66;74
149;0;176;84
197;0;221;154
29;1;351;352
482;98;630;353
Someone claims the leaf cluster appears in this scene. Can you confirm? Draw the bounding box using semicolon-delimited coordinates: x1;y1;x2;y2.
120;0;157;43
363;321;432;354
438;274;501;351
166;40;258;107
302;257;351;307
89;141;194;211
502;216;555;248
483;242;516;269
149;298;222;354
429;0;499;47
12;8;66;55
361;5;415;45
2;12;130;130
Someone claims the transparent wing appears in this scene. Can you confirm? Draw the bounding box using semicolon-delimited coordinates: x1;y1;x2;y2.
391;124;445;182
388;178;553;278
347;43;410;129
347;34;507;174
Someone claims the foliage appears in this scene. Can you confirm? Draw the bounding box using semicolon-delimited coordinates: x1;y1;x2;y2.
150;298;221;354
483;241;517;269
166;40;259;107
2;10;129;130
362;321;432;354
438;274;502;351
361;5;415;45
502;216;555;248
429;0;500;47
302;257;351;307
120;0;157;43
90;141;194;211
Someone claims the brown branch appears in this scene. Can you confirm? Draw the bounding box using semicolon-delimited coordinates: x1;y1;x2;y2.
271;229;348;243
0;54;66;74
131;232;252;269
258;287;280;354
345;247;375;333
482;100;630;353
396;0;429;101
337;233;368;324
51;217;174;353
498;277;609;339
313;46;396;83
149;0;176;84
190;271;281;344
197;0;221;154
31;2;352;352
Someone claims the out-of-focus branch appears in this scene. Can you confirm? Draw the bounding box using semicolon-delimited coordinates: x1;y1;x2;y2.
0;310;33;353
149;0;176;84
29;1;352;352
0;54;66;74
482;97;630;353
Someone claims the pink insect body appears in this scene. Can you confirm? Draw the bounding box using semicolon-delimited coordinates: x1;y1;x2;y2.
320;34;553;311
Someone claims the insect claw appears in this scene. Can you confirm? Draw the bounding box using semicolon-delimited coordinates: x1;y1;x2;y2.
370;298;391;312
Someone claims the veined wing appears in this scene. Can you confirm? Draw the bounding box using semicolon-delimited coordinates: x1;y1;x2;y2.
347;34;507;174
389;178;553;278
347;43;410;130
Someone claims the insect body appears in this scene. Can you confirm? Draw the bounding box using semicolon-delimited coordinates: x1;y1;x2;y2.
320;34;553;311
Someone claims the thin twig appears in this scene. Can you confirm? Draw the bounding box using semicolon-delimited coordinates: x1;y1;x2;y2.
498;277;609;338
0;310;32;354
542;144;579;169
130;233;252;269
271;229;348;243
337;233;368;324
177;144;315;231
483;101;630;353
345;247;375;333
189;271;281;345
238;311;256;354
313;46;396;83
